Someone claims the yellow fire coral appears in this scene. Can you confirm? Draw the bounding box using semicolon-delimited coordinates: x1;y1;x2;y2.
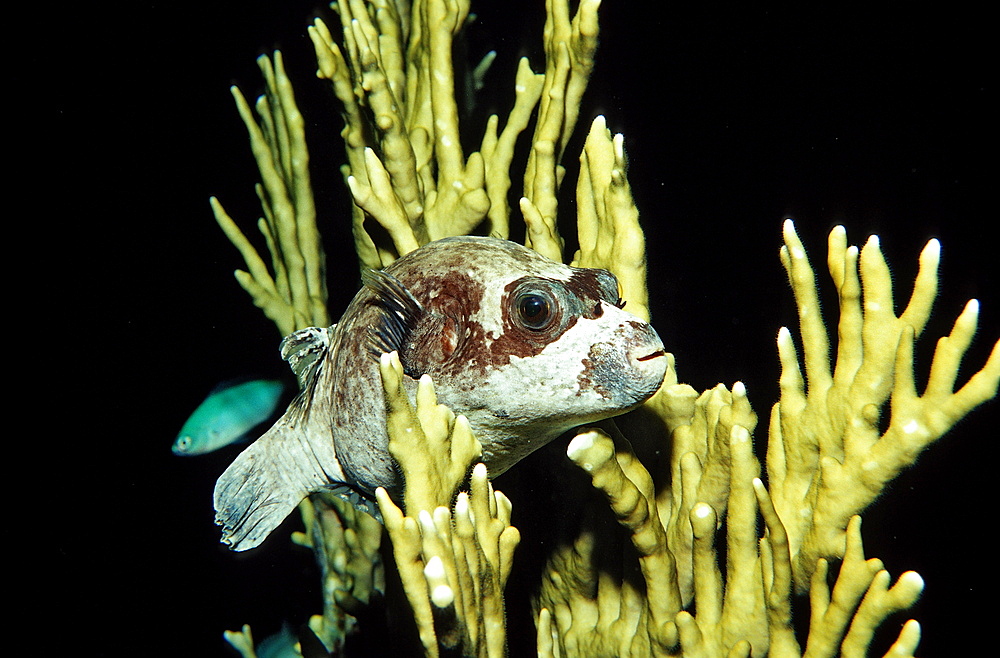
208;1;998;656
537;216;996;656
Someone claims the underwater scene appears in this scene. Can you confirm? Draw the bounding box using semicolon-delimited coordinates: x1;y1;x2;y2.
54;0;997;655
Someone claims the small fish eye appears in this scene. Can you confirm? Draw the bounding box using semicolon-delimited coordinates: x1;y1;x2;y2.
516;292;551;330
177;436;191;451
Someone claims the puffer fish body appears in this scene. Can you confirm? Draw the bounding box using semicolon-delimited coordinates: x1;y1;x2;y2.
214;236;667;550
173;379;285;456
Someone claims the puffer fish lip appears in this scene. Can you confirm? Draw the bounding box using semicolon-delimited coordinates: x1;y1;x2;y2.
636;349;666;362
633;348;667;376
626;335;668;399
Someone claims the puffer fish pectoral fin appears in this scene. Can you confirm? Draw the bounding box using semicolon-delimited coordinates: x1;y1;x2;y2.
280;326;334;389
213;396;345;551
362;268;424;360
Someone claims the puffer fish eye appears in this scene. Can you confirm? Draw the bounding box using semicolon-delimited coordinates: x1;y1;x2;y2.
516;292;552;330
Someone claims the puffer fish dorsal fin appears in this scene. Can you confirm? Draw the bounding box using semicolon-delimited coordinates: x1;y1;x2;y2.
280;326;334;390
362;268;424;359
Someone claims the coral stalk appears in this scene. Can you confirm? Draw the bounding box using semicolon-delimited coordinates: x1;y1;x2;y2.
769;220;1000;587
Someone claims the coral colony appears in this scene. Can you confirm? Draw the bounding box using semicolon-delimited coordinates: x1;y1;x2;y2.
208;1;998;656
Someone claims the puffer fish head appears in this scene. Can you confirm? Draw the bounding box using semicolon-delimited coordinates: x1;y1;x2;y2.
214;237;667;551
363;236;667;477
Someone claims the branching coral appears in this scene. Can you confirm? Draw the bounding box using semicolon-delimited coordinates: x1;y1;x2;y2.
534;387;762;656
207;0;998;656
210;52;329;337
543;424;926;656
769;220;1000;588
534;219;997;655
291;491;384;645
375;351;520;657
306;0;602;269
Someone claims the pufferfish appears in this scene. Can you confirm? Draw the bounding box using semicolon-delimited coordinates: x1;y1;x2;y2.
214;236;667;551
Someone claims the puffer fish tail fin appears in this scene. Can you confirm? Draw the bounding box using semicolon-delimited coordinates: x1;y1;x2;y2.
214;327;344;552
213;399;344;551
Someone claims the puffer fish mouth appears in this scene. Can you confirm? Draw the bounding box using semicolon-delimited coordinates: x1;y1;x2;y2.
606;326;667;404
629;345;667;383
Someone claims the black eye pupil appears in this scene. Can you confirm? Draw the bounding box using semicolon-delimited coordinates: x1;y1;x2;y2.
518;294;550;328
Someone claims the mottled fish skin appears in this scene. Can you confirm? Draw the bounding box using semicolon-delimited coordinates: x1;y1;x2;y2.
214;237;667;550
173;379;285;456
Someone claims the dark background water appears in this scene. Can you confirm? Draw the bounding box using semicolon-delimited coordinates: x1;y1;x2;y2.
28;0;996;655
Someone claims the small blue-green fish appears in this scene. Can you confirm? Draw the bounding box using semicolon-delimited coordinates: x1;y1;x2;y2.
256;623;300;658
173;379;285;456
